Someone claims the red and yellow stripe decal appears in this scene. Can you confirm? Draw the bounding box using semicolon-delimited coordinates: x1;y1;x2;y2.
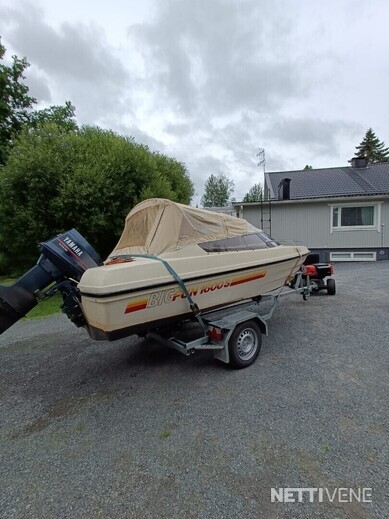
125;299;148;314
230;270;266;286
124;269;267;314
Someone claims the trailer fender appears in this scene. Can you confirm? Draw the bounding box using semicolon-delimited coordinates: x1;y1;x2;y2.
250;316;268;337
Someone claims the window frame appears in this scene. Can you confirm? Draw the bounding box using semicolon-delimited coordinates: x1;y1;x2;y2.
329;251;377;262
329;202;382;232
198;233;277;253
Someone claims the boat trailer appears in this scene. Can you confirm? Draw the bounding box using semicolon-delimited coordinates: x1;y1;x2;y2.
146;270;310;369
0;227;311;369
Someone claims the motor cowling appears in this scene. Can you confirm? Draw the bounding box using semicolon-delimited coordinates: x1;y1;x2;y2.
0;229;103;335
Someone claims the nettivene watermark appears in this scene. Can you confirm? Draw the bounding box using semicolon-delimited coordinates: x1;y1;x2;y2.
271;487;373;503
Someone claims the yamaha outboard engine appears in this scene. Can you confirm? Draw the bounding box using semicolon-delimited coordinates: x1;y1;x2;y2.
0;229;103;335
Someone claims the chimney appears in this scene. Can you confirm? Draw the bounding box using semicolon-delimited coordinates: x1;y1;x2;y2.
350;157;367;168
278;178;291;200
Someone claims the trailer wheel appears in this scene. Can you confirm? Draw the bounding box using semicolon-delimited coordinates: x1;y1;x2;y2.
228;320;261;369
327;278;336;295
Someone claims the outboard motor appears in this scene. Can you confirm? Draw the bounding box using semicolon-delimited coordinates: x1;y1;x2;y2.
0;229;103;335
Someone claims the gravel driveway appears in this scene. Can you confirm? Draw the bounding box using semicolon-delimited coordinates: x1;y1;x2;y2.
0;262;388;518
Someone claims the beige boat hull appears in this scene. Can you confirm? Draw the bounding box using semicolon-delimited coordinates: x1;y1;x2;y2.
79;245;308;340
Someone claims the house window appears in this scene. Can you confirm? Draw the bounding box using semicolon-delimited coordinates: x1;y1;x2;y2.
339;206;373;226
330;251;376;262
330;203;381;231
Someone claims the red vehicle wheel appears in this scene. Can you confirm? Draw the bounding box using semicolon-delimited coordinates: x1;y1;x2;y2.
327;278;336;295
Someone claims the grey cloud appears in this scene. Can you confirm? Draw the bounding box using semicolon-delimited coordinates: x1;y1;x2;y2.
129;0;309;117
216;117;258;154
188;154;227;201
192;154;226;177
267;118;363;156
265;152;290;173
164;117;215;139
164;122;192;136
1;0;385;204
126;0;324;197
2;4;127;82
1;3;131;121
114;123;168;154
24;69;52;103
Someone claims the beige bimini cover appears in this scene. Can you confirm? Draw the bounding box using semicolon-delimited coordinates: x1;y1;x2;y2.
110;198;259;257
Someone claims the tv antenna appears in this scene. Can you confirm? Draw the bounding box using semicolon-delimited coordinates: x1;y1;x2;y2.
256;147;266;174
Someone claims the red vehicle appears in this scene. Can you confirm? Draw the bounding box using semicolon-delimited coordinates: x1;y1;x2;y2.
290;254;336;299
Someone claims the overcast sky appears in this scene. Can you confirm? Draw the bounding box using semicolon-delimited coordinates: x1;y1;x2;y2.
1;0;388;202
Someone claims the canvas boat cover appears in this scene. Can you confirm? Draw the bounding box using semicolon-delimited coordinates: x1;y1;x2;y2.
110;198;260;257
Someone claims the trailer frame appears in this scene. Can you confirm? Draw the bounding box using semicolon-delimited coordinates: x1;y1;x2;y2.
147;270;310;368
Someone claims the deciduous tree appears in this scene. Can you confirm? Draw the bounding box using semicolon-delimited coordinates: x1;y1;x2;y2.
0;124;194;272
29;101;77;132
0;39;36;165
201;173;234;207
242;183;263;202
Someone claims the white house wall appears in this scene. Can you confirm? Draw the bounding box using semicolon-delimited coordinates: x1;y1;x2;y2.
241;200;389;249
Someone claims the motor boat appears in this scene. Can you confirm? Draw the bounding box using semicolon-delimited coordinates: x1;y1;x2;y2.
0;198;309;340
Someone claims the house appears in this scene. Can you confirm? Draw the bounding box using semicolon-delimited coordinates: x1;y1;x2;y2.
234;158;389;261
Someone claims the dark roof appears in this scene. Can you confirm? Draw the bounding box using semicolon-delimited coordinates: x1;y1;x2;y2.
265;163;389;200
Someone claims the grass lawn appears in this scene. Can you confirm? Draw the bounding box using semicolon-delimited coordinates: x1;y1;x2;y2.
0;276;62;320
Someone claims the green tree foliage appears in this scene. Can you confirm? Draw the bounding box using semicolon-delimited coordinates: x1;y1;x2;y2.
354;128;389;164
242;183;263;202
29;101;78;132
0;39;36;165
0;124;194;272
201;173;234;207
304;165;313;170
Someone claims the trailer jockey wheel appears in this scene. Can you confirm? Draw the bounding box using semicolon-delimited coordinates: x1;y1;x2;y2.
228;320;262;369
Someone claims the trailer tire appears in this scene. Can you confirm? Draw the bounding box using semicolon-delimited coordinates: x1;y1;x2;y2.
327;278;336;295
228;320;261;369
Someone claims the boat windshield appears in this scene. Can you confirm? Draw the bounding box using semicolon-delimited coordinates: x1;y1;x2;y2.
199;233;279;252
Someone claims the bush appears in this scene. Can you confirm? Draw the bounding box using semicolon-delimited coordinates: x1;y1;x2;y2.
0;124;193;272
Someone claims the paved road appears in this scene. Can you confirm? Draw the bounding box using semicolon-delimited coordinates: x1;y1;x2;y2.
0;262;388;518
